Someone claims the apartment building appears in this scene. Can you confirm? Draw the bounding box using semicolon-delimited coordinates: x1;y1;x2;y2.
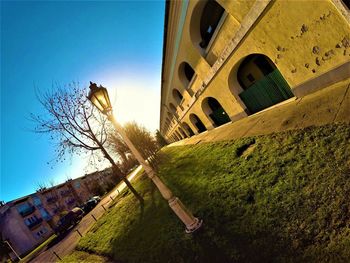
0;168;117;259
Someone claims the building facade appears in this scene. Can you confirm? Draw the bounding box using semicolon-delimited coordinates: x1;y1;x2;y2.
0;169;117;259
159;0;350;141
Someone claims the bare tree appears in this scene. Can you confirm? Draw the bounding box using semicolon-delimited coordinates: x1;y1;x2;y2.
30;82;143;204
36;181;47;192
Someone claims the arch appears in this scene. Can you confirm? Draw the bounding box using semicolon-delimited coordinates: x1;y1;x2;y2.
178;127;187;138
169;103;177;113
182;122;195;136
169;103;178;118
230;54;294;114
172;133;178;141
175;131;183;140
341;0;349;9
189;113;207;133
190;0;225;56
202;97;231;127
172;89;183;104
179;62;195;96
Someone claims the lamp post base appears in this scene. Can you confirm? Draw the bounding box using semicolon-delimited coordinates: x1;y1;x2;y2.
168;197;203;233
185;217;203;233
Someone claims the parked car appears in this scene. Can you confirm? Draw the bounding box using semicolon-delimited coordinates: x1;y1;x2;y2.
55;207;84;235
91;196;101;203
81;199;98;214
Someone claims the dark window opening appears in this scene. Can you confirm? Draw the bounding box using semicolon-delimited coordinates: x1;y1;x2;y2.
179;128;187;138
182;123;195;136
190;114;207;133
173;89;183;104
199;0;225;49
184;63;195;82
254;56;274;75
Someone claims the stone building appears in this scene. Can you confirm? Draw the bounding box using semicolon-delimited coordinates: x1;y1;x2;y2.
0;169;117;259
159;0;349;141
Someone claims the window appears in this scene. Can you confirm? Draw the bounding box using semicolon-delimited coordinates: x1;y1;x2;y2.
17;202;35;216
74;181;80;189
17;203;31;213
39;207;51;220
24;215;39;226
199;0;224;49
35;227;48;238
32;196;42;207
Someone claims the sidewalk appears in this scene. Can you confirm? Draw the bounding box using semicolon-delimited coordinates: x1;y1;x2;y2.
170;79;350;146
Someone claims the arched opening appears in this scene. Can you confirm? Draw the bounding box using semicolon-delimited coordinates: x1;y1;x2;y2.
179;62;195;96
172;89;183;104
175;131;183;140
169;103;178;118
190;0;225;64
189;113;207;133
341;0;349;9
202;97;231;127
182;122;195;136
235;54;294;114
173;133;180;141
178;127;187;138
199;1;225;50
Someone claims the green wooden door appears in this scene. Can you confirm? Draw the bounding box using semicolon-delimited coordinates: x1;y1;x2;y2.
209;108;231;126
239;69;293;114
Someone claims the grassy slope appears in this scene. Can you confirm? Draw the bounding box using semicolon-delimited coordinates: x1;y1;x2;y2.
69;124;350;263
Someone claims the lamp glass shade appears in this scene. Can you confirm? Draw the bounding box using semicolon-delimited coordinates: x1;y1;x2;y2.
88;84;112;114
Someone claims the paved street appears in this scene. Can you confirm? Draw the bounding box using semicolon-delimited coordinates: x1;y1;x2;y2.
30;166;142;263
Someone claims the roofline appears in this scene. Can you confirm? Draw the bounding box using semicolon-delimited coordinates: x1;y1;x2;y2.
159;0;170;134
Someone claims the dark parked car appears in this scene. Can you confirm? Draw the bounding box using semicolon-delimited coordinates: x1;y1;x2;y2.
91;196;101;203
81;199;98;214
55;207;84;235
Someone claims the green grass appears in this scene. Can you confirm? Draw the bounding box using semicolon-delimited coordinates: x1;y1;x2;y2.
67;124;350;262
61;251;109;263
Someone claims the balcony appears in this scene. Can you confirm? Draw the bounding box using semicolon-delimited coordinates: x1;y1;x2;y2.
52;206;64;214
46;196;58;203
27;218;43;229
66;198;76;206
60;190;71;197
19;206;35;217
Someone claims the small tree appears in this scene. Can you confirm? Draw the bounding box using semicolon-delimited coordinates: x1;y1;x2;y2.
155;129;168;147
31;82;143;204
108;122;159;170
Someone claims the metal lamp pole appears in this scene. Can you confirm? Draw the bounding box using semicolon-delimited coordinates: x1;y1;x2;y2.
4;241;21;261
87;82;202;233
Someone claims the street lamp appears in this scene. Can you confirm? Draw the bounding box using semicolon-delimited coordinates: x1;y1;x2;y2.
87;82;202;233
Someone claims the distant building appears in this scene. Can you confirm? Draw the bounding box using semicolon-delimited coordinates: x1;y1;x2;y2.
159;0;349;141
0;168;117;259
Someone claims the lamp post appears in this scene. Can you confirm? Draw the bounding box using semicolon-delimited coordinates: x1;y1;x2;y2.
3;241;21;261
87;82;202;233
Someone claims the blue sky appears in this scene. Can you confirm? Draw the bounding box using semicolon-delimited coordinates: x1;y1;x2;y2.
0;1;165;202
